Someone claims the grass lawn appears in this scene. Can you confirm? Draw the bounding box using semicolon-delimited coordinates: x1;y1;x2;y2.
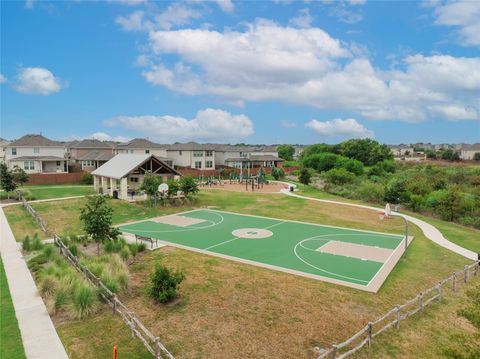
21;185;95;200
3;205;48;241
0;257;26;359
4;189;479;358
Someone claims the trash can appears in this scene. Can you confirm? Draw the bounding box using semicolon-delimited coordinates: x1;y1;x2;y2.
290;185;294;192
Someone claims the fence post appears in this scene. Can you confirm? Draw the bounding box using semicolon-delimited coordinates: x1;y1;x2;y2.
367;322;373;349
330;345;337;358
154;337;161;359
395;305;401;329
464;265;469;283
452;272;457;292
130;314;136;338
112;296;117;315
475;257;480;276
437;283;442;301
419;292;424;312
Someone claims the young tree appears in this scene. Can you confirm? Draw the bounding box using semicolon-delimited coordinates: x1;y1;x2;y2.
437;186;464;222
79;195;120;255
277;144;295;161
271;166;285;180
166;178;179;199
298;167;312;187
0;163;17;199
178;176;199;197
140;171;162;206
147;262;185;303
12;166;29;186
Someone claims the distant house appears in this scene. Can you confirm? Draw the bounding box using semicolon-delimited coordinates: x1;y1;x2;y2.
116;138;174;167
91;154;180;201
69;139;116;171
388;145;414;157
5;134;68;173
0;138;10;164
166;142;217;170
460;144;480;160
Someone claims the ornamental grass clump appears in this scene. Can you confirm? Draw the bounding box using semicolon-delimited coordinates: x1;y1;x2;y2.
69;282;98;319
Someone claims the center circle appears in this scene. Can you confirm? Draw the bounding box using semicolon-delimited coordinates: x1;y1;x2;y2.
232;228;273;239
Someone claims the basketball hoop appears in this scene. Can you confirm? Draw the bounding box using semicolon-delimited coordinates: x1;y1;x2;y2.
158;183;169;195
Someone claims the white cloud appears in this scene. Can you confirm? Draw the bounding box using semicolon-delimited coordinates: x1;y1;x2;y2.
0;74;7;84
25;0;34;9
90;132;133;143
212;0;234;13
289;8;313;28
116;3;202;32
305;118;374;138
14;67;66;95
136;21;480;122
280;120;297;128
104;108;254;142
432;0;480;46
347;0;366;5
329;5;363;24
108;0;147;6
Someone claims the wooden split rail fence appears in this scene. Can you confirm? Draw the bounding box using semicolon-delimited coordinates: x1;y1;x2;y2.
17;191;49;235
317;258;480;359
54;235;175;359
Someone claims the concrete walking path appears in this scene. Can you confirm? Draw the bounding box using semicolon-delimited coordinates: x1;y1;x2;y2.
0;207;69;359
1;195;87;208
281;189;477;261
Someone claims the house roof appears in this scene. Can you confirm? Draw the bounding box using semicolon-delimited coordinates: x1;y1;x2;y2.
70;139;116;149
462;143;480;151
76;150;115;161
225;155;284;162
10;156;65;161
9;134;64;147
117;138;165;149
92;154;180;179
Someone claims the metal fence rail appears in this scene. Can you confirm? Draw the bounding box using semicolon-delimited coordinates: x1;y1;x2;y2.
317;259;480;359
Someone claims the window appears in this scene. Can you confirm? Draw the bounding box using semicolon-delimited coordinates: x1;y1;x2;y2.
193;151;203;157
82;160;95;167
205;150;213;157
24;161;34;170
240;152;248;158
145;149;150;154
179;151;182;156
12;148;17;155
56;161;61;166
34;147;40;154
166;161;173;167
205;161;213;168
130;177;138;183
194;161;202;169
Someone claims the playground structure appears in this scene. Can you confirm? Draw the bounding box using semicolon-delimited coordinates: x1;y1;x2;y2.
196;168;268;192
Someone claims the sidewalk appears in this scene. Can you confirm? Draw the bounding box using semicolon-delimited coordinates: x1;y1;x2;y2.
1;195;87;208
281;189;477;261
0;207;69;359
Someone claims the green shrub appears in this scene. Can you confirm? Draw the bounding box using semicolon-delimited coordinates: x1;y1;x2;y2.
271;167;286;180
31;234;43;251
137;243;147;252
120;247;130;261
147;262;185;303
81;172;94;185
22;235;31;251
68;244;78;257
43;245;55;260
27;253;48;272
69;282;98;319
49;286;69;315
324;168;355;185
127;243;138;257
39;275;58;296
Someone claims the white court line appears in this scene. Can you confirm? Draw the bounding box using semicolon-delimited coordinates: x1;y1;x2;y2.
366;236;406;287
204;221;286;251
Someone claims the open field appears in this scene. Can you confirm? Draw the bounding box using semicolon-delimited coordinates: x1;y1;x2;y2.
0;257;26;359
4;189;479;358
120;209;407;292
22;185;95;200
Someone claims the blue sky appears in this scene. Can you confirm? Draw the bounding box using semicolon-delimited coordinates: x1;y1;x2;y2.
1;0;479;145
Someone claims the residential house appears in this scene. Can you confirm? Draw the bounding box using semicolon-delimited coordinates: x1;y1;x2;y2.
460;144;480;160
5;134;68;173
0;138;10;164
69;139;116;171
116;138;174;167
91;154;180;201
166;142;216;170
388;145;414;157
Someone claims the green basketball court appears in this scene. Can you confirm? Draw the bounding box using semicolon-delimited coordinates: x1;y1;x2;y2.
118;209;409;292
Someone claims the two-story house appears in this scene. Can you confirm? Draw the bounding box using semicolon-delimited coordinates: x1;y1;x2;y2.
166;142;216;170
116;138;174;167
5;134;68;173
69;139;116;171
